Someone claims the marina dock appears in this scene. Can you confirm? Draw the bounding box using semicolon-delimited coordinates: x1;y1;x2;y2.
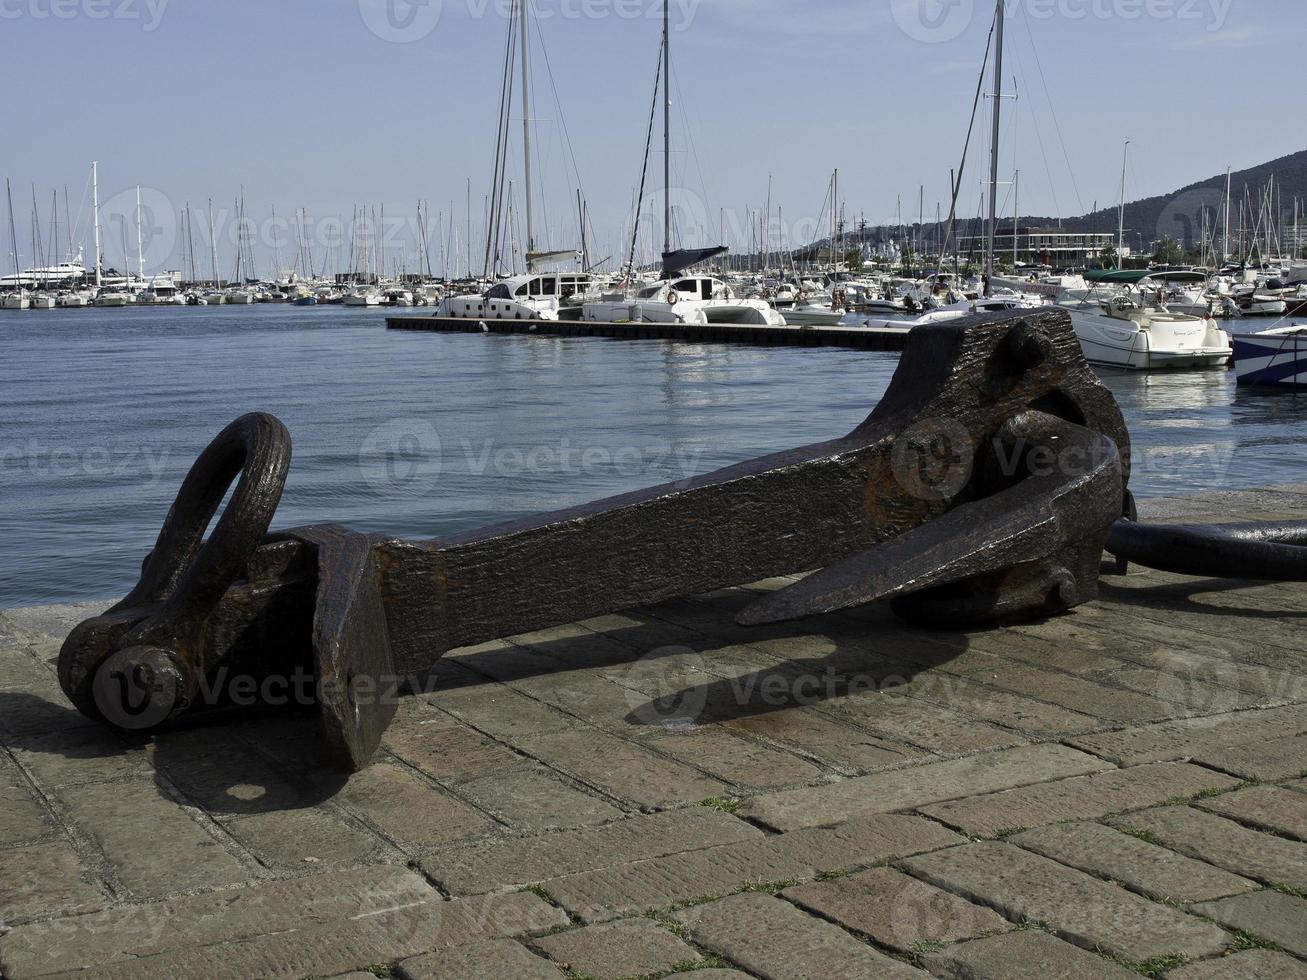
386;313;913;351
4;485;1307;978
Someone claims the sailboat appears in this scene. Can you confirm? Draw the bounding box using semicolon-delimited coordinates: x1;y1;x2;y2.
436;0;610;320
581;2;784;327
3;180;29;310
59;170;98;306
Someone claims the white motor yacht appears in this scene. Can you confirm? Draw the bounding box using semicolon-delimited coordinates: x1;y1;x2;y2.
93;288;133;307
583;273;785;326
225;288;258;305
342;285;383;307
437;272;612;321
1057;288;1231;370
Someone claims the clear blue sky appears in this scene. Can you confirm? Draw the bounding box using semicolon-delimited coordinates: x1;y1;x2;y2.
3;0;1302;275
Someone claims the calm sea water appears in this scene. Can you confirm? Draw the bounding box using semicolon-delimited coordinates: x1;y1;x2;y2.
2;304;1305;608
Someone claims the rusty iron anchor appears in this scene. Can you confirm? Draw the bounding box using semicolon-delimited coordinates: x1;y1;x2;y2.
58;309;1138;772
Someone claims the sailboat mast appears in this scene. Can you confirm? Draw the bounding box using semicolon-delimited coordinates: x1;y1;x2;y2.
518;0;535;258
51;190;58;285
1223;165;1232;266
7;179;21;282
1012;170;1019;269
63;186;72;264
185;203;196;283
1117;139;1130;266
208;198;219;289
577;189;588;270
663;0;671;257
832;170;838;268
92;162;102;288
135;186;144;284
984;0;1003;295
31;185;42;288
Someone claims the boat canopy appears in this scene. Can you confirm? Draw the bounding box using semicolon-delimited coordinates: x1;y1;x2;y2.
1086;269;1154;284
662;246;728;276
1086;268;1207;285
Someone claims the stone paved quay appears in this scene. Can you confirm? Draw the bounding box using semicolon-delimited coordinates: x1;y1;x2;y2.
3;487;1307;979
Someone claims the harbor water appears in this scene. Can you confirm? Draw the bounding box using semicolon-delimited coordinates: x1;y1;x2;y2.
2;304;1304;608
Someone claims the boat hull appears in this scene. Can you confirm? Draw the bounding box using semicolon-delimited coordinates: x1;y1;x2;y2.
582;298;785;326
1068;310;1232;371
1234;330;1307;389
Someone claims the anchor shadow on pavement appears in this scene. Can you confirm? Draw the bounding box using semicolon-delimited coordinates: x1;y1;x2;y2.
421;587;974;734
1099;576;1307;621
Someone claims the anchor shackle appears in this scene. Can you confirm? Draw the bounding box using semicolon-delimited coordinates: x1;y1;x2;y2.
58;413;292;730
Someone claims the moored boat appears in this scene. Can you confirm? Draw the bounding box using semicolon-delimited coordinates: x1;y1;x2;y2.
1233;326;1307;389
1058;286;1232;370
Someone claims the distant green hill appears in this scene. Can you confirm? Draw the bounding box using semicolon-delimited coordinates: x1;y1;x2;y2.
799;148;1307;259
1020;148;1307;247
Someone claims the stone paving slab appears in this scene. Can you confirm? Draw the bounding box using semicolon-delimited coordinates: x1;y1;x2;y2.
0;758;57;847
511;729;732;805
739;743;1111;831
921;761;1239;839
397;939;566;980
1165;948;1307;980
1108;805;1307;893
922;930;1141;980
5;488;1307;978
1;865;439;977
420;806;760;896
57;778;253;897
901;842;1231;962
1010;821;1258;904
1195;785;1307;841
1193;890;1307;957
673;892;928;979
3;877;566;980
0;842;107;923
530;917;701;978
1194;733;1307;782
1067;701;1307;766
543;813;962;923
782;866;1012;953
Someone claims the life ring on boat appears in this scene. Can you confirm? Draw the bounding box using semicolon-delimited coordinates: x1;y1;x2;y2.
667;291;679;306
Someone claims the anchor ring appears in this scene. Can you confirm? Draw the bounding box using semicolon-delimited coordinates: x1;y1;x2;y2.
59;413;292;727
